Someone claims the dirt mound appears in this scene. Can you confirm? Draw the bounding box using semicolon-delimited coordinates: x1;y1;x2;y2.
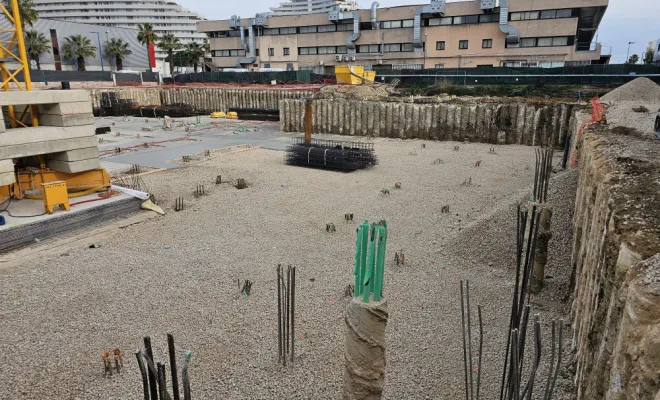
316;84;393;100
601;78;660;103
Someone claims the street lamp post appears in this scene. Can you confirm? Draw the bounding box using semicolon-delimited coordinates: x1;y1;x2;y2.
626;41;636;64
90;31;104;72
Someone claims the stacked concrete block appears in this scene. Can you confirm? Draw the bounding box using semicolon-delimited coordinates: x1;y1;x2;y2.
0;159;15;186
0;90;100;175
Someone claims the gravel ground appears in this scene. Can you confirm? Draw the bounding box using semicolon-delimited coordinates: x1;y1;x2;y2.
601;78;660;139
0;139;577;399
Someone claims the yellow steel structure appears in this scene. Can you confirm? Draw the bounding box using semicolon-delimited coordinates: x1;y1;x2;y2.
0;0;39;128
0;0;112;210
41;181;71;213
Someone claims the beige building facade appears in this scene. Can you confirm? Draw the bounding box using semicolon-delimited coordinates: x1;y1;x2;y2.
198;0;608;71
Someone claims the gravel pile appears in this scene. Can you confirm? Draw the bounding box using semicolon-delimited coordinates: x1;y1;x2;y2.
1;140;568;399
599;78;660;139
601;77;660;103
316;85;393;100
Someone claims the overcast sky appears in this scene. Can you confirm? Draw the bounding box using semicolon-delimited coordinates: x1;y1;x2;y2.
179;0;660;63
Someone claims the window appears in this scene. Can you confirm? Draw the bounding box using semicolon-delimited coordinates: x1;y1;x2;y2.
299;47;309;55
511;11;539;21
280;27;296;34
482;39;492;49
318;46;336;54
402;43;413;52
263;63;270;68
268;48;274;57
308;47;317;55
384;43;401;52
283;47;290;56
336;46;347;54
479;14;496;23
540;10;556;19
428;18;440;26
459;40;468;50
300;26;317;33
435;63;445;68
436;41;445;50
263;28;279;35
358;45;370;53
381;21;390;28
390;20;402;28
440;17;452;25
556;9;572;18
337;24;352;31
464;15;479;24
453;16;463;25
402;19;414;28
521;38;537;47
552;37;568;46
318;24;336;32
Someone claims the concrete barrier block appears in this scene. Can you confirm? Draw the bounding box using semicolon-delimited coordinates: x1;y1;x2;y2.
38;113;95;127
1;125;95;147
47;157;101;173
0;136;98;159
47;147;99;162
0;90;90;106
0;171;16;186
37;101;93;116
0;159;15;173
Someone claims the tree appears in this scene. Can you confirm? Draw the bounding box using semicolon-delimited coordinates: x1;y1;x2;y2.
137;23;158;72
158;33;180;76
2;0;39;29
24;29;50;70
61;34;96;71
625;54;639;65
105;37;132;71
184;40;206;72
643;46;655;64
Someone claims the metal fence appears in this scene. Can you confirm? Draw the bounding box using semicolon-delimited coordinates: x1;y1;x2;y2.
375;64;660;86
17;70;159;83
173;70;322;84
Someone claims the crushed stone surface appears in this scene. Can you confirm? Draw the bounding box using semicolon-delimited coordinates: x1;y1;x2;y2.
0;139;579;399
316;84;394;100
604;101;660;138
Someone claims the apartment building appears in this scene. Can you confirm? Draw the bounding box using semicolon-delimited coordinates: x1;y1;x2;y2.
198;0;608;72
33;0;207;76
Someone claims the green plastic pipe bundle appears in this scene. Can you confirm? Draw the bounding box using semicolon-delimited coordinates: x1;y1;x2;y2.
353;220;388;302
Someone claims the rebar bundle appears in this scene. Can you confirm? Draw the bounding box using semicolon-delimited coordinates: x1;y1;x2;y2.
285;138;377;172
353;220;388;302
459;280;484;400
533;148;554;203
136;334;192;400
277;264;296;366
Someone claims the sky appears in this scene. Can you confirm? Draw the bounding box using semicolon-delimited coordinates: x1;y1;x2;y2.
177;0;660;63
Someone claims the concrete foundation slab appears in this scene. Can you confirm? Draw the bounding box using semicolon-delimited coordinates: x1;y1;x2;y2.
0;136;98;159
47;157;101;173
1;125;95;147
48;147;99;162
38;113;95;127
37;101;93;116
0;171;16;186
0;91;90;106
0;159;14;173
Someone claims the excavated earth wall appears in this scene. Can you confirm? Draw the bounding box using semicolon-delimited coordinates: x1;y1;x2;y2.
279;98;581;147
569;122;660;400
88;88;314;115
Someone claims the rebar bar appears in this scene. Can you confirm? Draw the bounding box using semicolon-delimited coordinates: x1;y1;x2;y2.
157;362;166;400
277;265;296;366
135;350;149;400
460;281;470;400
546;320;563;400
476;305;484;400
144;337;158;400
466;280;475;400
168;334;180;400
543;320;556;400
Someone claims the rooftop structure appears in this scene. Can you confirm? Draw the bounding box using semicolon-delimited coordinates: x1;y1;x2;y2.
270;0;359;16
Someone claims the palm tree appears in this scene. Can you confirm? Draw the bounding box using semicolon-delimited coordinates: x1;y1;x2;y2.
137;23;158;47
184;40;205;72
24;29;50;70
105;37;132;71
158;33;180;76
61;34;96;71
2;0;39;29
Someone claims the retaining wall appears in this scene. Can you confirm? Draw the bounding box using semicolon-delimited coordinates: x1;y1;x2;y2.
569;123;660;400
279;99;581;147
89;88;314;114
